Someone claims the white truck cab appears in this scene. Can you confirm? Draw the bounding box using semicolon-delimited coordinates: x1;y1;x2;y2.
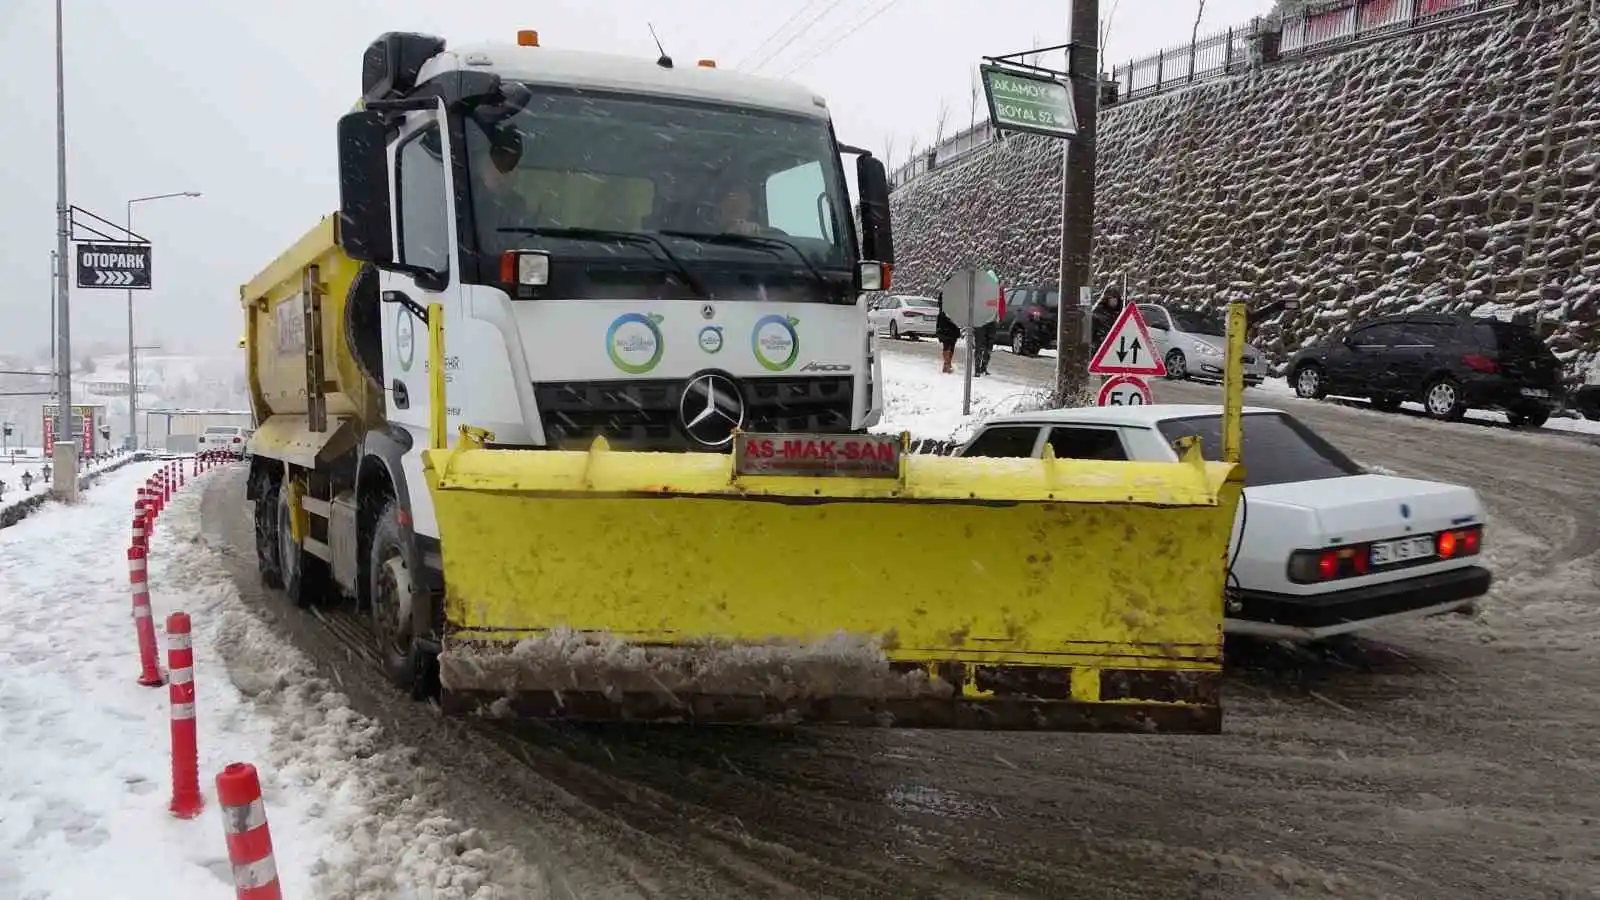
333;30;898;539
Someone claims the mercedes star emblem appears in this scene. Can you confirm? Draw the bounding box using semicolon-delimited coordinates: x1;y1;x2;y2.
679;373;745;447
701;303;716;320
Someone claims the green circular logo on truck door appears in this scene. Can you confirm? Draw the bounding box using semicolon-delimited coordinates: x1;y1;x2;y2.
606;312;665;374
752;315;800;371
395;306;416;372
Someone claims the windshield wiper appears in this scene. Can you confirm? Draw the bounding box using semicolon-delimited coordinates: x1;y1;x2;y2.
498;226;709;298
658;230;832;295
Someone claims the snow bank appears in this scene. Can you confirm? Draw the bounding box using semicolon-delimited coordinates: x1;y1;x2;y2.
0;451;146;529
0;462;548;899
874;353;1051;444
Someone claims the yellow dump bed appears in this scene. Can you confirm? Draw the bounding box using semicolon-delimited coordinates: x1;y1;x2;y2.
240;215;383;465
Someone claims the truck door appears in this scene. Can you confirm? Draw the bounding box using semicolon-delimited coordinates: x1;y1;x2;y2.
379;115;464;536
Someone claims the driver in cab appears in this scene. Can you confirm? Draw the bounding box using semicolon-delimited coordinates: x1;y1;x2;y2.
472;124;539;241
715;186;774;237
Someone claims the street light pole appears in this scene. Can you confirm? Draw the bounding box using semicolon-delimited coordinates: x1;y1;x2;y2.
125;190;200;450
53;0;75;499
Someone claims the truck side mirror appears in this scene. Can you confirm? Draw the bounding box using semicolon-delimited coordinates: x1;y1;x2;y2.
336;109;396;266
855;154;895;290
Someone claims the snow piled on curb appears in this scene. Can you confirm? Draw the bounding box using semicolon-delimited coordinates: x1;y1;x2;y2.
0;461;547;900
875;353;1050;443
160;473;552;899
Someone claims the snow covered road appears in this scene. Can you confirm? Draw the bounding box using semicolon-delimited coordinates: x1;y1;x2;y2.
0;462;546;899
55;351;1596;899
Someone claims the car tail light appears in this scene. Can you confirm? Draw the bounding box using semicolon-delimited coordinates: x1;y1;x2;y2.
1029;308;1041;319
1438;525;1483;558
1288;525;1481;584
232;436;241;443
1462;353;1499;373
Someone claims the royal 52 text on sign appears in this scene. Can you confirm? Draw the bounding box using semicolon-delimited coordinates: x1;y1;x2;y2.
77;242;152;290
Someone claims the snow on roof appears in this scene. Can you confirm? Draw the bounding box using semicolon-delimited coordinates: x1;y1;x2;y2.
984;403;1287;428
426;44;831;120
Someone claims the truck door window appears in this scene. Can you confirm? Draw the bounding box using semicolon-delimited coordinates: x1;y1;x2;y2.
1045;427;1128;460
961;426;1041;458
765;160;832;241
395;124;451;275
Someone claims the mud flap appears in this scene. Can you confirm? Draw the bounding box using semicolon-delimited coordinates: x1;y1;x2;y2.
422;435;1243;732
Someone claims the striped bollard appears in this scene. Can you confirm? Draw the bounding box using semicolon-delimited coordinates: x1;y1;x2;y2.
178;459;186;489
131;510;147;550
166;612;204;819
216;763;283;900
128;546;165;687
163;465;173;503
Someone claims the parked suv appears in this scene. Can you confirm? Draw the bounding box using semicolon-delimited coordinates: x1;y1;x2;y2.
998;283;1059;356
1286;313;1562;426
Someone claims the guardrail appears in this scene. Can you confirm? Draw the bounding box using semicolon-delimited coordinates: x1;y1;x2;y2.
890;0;1519;190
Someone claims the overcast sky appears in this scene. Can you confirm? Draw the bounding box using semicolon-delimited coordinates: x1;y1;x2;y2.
0;0;1271;359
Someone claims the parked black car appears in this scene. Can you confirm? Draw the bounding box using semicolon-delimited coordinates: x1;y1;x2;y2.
1286;313;1562;427
998;283;1060;356
1573;382;1600;421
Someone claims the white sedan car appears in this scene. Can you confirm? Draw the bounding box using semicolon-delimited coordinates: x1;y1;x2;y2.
197;425;248;457
868;294;940;340
953;404;1491;640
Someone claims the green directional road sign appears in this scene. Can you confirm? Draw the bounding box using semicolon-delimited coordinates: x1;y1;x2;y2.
980;65;1078;139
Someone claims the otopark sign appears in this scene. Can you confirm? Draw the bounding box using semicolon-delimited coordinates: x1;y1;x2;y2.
77;242;152;290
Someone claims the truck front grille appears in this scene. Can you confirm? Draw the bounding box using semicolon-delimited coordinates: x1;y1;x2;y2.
533;376;854;451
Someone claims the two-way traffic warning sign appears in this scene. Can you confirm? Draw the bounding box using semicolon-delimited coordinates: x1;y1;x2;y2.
1087;303;1165;377
76;242;152;291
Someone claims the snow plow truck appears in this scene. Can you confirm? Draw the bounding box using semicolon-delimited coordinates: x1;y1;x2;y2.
240;29;1245;732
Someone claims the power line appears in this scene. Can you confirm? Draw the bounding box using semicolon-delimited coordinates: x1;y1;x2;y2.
736;0;829;70
779;0;905;78
754;0;850;74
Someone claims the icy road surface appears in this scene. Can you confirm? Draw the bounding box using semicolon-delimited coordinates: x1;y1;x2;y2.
190;345;1599;899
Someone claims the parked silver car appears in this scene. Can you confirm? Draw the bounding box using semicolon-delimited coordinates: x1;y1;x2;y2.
1137;303;1269;385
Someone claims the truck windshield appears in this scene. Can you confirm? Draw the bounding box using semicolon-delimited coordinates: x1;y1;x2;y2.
465;87;855;303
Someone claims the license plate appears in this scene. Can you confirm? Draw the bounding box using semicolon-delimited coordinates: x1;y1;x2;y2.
1520;388;1549;398
1370;535;1435;567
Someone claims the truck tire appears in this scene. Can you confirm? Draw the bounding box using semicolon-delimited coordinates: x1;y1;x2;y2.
278;479;329;609
253;488;282;590
368;498;438;699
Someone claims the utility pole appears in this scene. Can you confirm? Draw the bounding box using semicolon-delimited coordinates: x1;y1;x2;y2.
126;191;200;450
53;0;76;500
1055;0;1100;406
49;251;58;374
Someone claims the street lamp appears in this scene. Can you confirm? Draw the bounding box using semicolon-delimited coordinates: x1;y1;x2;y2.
126;190;200;450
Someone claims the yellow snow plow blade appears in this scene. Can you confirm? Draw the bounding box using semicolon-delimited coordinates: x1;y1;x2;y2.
423;434;1243;732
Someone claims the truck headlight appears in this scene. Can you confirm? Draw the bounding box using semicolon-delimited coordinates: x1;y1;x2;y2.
499;250;550;287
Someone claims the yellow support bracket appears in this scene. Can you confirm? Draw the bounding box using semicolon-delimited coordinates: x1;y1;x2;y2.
427;302;446;451
1222;300;1247;465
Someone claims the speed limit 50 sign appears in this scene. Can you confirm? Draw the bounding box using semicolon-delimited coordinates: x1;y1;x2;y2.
1096;374;1153;407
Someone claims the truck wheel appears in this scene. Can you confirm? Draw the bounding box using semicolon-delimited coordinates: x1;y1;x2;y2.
277;479;328;609
253;485;282;590
369;499;438;700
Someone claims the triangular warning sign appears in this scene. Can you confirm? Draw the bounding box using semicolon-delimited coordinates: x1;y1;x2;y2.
1087;303;1167;377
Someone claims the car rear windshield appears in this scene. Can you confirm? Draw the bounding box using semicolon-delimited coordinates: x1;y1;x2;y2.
902;297;937;308
1155;412;1363;487
1039;290;1060;309
1472;322;1551;358
204;427;240;435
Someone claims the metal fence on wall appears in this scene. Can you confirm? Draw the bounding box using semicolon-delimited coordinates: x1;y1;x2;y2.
890;0;1518;189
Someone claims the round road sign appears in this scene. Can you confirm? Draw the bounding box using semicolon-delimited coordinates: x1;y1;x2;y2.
1096;374;1153;407
936;268;1001;329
